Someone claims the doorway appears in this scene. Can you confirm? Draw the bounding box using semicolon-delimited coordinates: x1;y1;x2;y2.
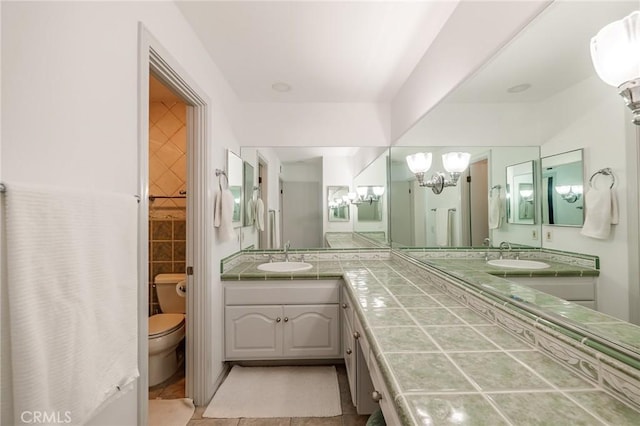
461;158;489;246
139;26;213;425
147;74;189;398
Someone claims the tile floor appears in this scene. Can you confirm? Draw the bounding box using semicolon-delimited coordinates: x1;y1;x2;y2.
149;364;371;426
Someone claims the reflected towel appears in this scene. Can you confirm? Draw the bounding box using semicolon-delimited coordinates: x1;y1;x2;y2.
488;189;504;229
580;187;618;239
255;198;265;231
5;183;139;425
435;208;451;246
214;186;237;242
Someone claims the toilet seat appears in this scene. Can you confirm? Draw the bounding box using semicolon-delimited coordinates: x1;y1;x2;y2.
149;313;185;338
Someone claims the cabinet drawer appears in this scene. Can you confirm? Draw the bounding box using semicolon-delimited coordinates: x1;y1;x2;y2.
225;280;340;305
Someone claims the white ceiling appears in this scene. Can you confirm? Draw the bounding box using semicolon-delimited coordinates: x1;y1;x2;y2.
447;1;639;103
175;0;456;102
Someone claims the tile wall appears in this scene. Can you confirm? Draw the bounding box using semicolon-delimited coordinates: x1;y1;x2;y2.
149;100;187;315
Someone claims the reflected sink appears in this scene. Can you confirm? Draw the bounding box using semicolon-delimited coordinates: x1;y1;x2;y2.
487;259;550;269
257;261;313;272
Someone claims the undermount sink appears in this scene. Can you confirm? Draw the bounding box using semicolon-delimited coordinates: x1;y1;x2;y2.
257;261;313;273
487;259;550;269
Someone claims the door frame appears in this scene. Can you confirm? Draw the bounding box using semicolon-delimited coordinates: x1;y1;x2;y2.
137;24;212;423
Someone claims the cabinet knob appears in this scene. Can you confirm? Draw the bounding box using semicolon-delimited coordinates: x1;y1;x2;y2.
346;348;352;355
284;317;289;322
353;331;360;339
276;317;281;323
372;391;382;402
342;303;348;309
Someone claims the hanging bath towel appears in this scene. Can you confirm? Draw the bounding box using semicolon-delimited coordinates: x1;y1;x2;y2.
214;185;237;242
255;198;265;231
488;188;505;229
580;187;618;239
4;183;139;425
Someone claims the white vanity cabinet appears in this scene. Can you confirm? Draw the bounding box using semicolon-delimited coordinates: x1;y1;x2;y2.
506;276;597;309
224;280;341;360
341;287;383;417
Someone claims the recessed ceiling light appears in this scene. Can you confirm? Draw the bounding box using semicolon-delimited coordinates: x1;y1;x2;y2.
271;82;292;92
507;83;532;93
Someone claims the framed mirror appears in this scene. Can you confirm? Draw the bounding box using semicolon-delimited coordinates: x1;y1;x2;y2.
541;149;584;227
506;160;535;225
327;186;350;222
242;161;255;226
227;150;243;225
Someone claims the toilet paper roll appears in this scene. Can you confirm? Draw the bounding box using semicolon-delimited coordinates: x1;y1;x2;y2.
176;280;187;298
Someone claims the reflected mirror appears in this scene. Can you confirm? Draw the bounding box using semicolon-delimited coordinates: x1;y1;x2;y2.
327;186;350;222
227;150;243;225
506;160;536;225
541;149;584;226
242;161;255;226
353;150;389;243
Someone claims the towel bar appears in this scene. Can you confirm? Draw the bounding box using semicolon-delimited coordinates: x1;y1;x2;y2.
589;168;615;189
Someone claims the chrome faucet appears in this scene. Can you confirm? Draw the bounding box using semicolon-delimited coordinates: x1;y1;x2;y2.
284;240;291;262
499;241;512;259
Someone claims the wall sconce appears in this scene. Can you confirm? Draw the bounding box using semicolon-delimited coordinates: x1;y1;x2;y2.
590;11;640;125
348;186;384;205
555;185;583;203
406;152;471;194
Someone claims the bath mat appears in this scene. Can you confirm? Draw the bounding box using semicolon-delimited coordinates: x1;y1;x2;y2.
203;365;342;418
148;398;194;426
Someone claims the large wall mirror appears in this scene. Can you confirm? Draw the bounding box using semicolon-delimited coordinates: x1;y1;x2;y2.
390;1;639;357
227;150;243;226
541;149;584;226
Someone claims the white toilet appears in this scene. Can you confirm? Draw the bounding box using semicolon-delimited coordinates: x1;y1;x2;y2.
148;273;186;387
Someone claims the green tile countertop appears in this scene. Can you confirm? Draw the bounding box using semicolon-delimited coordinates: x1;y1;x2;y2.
340;259;640;425
421;257;599;278
221;253;640;424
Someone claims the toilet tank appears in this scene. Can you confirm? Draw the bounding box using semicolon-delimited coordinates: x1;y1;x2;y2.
154;273;187;314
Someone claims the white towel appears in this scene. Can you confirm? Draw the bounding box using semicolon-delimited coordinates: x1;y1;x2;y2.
488;189;504;229
435;208;450;246
214;187;236;242
246;199;255;225
255;198;265;231
580;187;618;239
5;183;139;425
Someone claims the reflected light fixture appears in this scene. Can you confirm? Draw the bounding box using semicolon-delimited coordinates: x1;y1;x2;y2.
590;11;640;124
555;185;583;203
348;186;384;205
406;152;471;194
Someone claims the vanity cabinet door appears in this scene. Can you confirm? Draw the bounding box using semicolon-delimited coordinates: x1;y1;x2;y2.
225;305;283;359
283;304;340;358
342;313;357;407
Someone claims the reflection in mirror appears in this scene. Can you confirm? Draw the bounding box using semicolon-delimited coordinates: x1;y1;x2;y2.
353;150;389;243
506;161;536;225
227;150;243;225
391;146;540;248
541;149;584;226
354;186;383;222
390;2;640;356
327;186;350;222
242;161;255;226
